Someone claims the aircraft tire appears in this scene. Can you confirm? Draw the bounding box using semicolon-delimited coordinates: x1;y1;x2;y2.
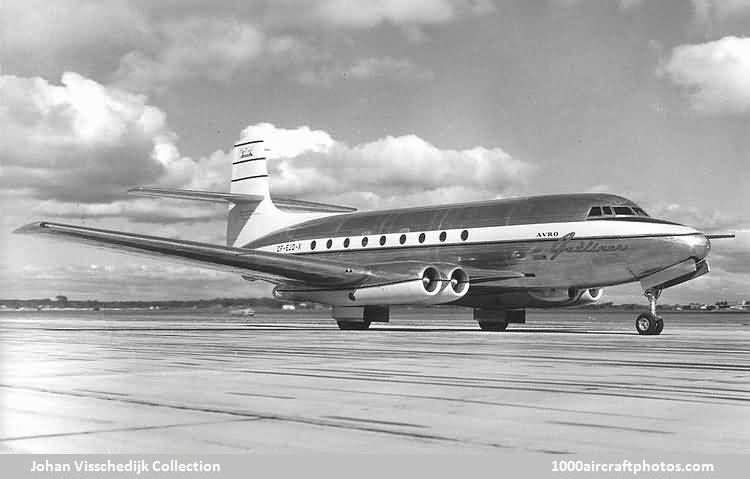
653;318;664;335
478;320;509;331
635;313;661;335
336;320;371;330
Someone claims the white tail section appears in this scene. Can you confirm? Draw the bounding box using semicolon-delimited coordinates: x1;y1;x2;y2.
232;140;270;198
227;139;337;248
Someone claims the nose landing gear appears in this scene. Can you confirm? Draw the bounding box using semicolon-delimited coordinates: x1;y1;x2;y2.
636;289;664;335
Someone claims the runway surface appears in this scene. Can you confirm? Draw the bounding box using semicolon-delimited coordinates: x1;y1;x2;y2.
1;309;749;454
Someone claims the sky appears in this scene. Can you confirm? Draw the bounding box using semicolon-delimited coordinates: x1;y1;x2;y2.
1;0;750;304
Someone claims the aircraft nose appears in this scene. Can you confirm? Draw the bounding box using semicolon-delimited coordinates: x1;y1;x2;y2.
684;232;710;261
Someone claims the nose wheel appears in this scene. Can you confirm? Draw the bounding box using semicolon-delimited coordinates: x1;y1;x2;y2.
636;289;663;335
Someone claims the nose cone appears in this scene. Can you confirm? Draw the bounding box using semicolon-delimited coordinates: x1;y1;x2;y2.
684;233;710;261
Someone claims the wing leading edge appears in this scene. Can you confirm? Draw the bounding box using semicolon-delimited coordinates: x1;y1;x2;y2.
14;221;369;286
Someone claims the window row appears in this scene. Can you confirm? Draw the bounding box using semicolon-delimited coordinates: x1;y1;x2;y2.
587;205;649;218
309;230;470;251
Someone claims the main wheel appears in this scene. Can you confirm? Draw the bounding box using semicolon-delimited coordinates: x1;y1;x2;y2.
336;320;371;330
653;317;664;335
635;313;661;335
478;320;509;331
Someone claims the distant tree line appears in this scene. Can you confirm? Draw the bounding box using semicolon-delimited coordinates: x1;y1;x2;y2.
0;297;306;310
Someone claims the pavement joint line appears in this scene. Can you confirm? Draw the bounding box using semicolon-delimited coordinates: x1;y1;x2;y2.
0;383;509;449
234;369;750;405
0;417;261;442
546;420;673;435
282;384;679;421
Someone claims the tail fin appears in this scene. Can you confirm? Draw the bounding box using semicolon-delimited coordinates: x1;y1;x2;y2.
228;138;351;248
232;140;270;198
131;138;354;249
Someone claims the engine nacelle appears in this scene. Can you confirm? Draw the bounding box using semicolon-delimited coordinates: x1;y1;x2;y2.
273;265;446;306
576;288;604;305
492;287;605;308
423;266;470;304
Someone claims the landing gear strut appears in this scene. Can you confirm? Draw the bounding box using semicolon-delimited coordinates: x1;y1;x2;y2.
636;289;664;335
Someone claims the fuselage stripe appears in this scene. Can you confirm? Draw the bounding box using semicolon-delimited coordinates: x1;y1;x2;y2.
231;174;270;182
250;220;702;255
234;140;263;147
232;157;267;165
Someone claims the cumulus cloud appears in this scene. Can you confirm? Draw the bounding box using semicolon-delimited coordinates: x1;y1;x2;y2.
0;72;236;222
0;72;169;202
661;36;750;114
240;123;533;208
0;71;529;221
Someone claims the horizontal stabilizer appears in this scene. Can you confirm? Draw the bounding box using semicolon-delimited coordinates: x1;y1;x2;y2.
272;198;357;213
705;234;735;239
129;187;264;204
129;186;357;213
14;221;369;286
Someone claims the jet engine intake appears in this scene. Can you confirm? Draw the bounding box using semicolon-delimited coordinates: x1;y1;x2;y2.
422;266;470;303
576;288;604;305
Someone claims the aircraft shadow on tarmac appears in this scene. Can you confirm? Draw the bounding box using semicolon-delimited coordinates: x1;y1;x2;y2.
41;325;638;335
231;324;638;335
362;327;634;335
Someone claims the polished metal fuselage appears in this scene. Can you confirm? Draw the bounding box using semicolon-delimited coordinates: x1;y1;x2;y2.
246;193;710;308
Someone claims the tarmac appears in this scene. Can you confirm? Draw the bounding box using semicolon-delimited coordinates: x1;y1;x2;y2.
1;309;749;454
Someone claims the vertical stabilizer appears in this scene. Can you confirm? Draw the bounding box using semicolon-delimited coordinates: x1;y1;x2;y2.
231;140;270;198
227;138;335;248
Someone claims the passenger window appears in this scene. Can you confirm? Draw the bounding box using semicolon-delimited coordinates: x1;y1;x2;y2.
614;206;633;215
343;238;350;248
399;234;407;245
439;231;447;242
588;207;602;217
326;239;332;249
311;240;317;250
602;206;613;215
461;230;469;241
418;233;426;243
361;237;368;247
379;235;386;246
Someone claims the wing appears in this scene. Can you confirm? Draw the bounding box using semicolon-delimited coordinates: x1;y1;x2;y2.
14;221;368;286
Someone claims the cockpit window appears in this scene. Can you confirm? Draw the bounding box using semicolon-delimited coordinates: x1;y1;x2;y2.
614;206;633;215
587;204;650;219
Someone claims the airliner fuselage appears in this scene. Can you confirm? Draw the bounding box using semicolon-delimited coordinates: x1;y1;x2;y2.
249;193;709;312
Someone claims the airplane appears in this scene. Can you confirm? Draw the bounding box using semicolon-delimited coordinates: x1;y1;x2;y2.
15;137;735;335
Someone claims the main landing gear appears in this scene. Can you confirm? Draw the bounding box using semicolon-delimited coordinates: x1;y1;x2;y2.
636;289;664;335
